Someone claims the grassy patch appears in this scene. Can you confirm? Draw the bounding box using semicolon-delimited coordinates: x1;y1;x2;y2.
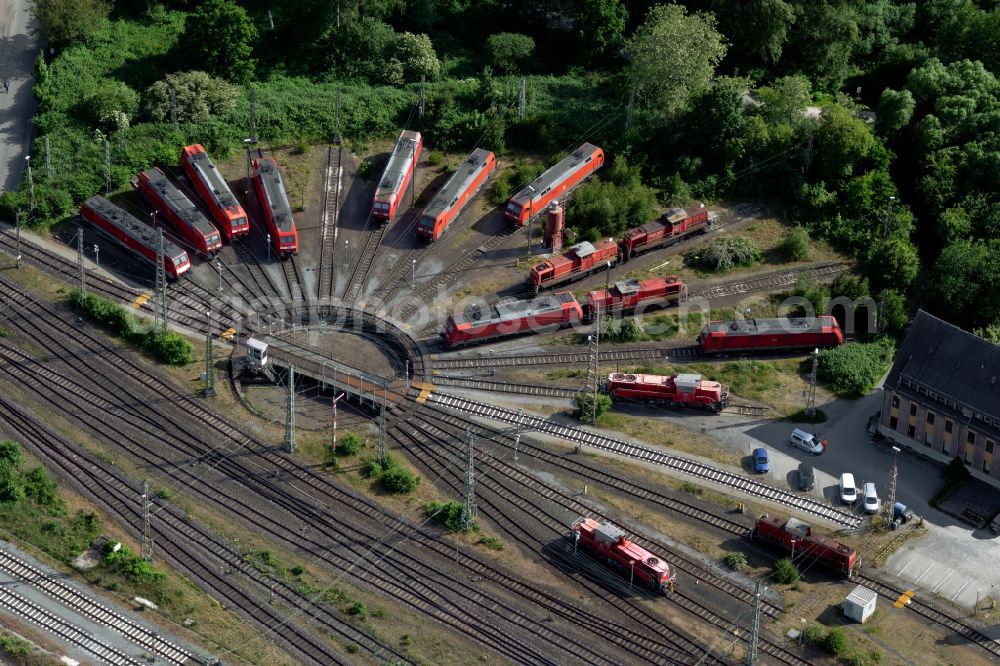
477;535;506;551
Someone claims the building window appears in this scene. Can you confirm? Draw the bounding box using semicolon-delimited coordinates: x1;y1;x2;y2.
945;420;953;434
988;440;995;454
925;430;933;446
968;431;977;445
891;395;900;408
910;403;918;416
907;425;916;438
889;416;898;429
985;458;992;475
965;442;975;464
926;412;935;425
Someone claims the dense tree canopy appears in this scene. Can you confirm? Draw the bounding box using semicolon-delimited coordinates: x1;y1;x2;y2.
29;0;111;47
183;0;258;83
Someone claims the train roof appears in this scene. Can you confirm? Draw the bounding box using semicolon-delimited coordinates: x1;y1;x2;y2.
509;143;601;209
706;316;839;336
452;291;576;326
607;372;717;388
182;144;242;214
613;279;642;296
81;196;187;260
375;130;421;200
140;168;218;239
421;149;494;221
253;158;294;232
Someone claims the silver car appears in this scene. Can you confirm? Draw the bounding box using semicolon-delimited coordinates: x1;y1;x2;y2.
790;428;824;455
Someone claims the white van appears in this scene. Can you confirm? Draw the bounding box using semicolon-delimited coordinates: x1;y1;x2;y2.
863;482;879;514
839;473;858;505
790;428;824;455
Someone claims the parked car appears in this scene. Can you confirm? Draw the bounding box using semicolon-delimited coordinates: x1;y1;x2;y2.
798;462;815;491
862;482;879;513
790;428;825;455
752;447;769;474
839;473;858;505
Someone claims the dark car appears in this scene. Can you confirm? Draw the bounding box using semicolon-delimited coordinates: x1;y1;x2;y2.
797;462;815;491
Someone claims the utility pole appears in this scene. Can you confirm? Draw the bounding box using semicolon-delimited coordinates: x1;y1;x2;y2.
284;366;296;453
44;136;52;178
461;430;476;531
746;579;763;665
169;87;178;131
103;138;111;194
77;230;86;295
884;446;900;528
331;392;345;460
117;111;126;154
586;303;602;426
877;196;896;333
14;210;22;269
140;480;153;562
625;88;635;131
25;156;35;210
377;382;387;464
803;132;814;173
418;75;425;124
804;348;818;417
518;78;526;119
203;318;216;398
154;227;167;335
249;87;257;145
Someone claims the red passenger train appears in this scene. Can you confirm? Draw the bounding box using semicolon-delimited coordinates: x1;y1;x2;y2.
134;168;221;258
572;517;675;594
604;372;728;412
417;148;496;241
252;157;298;257
698;316;844;354
584;276;685;321
753;514;860;578
505;143;604;226
80;196;190;280
442;292;582;347
373;130;422;221
528;239;618;293
621;206;712;260
180;144;249;241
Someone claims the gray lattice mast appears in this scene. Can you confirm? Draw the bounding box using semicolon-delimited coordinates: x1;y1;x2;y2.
419;75;425;123
25;155;35;210
884;445;900;527
203;324;216;398
746;579;763;665
141;479;153;562
284;366;296;453
625;88;635;131
462;430;476;531
44;136;52;178
169;87;178;131
518;78;526;119
377;382;387;464
117;111;126;154
249;87;257;142
804;349;818;417
77;230;86;295
590;303;602;425
154;227;167;335
103;138;111;194
877;196;896;333
14;210;22;269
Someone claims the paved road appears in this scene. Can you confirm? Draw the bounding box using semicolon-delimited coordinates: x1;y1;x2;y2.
0;0;38;197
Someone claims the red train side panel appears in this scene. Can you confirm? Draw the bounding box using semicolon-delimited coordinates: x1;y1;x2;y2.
80;196;190;280
572;518;674;593
605;372;727;411
698;316;844;354
753;514;860;577
417;149;496;241
135;168;222;258
442;292;582;347
621;206;711;260
528;238;618;292
373;130;422;221
180;144;249;241
505;144;604;226
585;276;685;320
252;157;298;257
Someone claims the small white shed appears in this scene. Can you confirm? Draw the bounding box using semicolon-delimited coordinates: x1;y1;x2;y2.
842;585;878;623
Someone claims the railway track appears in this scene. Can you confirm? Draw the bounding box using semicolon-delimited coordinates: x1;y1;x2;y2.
279;255;308;304
317;144;344;300
340;215;386;304
430;375;581;398
686;262;850;301
432;344;698;370
427;392;862;530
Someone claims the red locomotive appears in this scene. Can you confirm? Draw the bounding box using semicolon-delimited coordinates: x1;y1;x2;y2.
252;157;298;257
418;149;496;241
505;143;604;226
180;144;249;241
604;372;728;411
698;316;843;354
442;292;582;347
80;196;190;280
621;206;712;260
134;168;222;258
528;238;618;293
585;276;685;321
571;517;674;594
753;514;860;578
373;130;422;221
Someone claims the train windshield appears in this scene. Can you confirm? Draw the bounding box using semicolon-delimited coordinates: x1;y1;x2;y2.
506;203;521;215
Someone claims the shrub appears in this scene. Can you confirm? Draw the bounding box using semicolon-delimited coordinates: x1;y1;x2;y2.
823;627;849;656
154;488;171;501
817;339;895;398
487;33;535;73
360;458;384;478
490;161;544;206
424;499;471;531
478;535;506;551
791;274;829;317
721;551;747;571
603;316;644;343
700;236;762;271
335;432;362;457
145;71;239;124
566;158;659;239
0;632;32;656
773;557;800;584
358;160;373;179
576;393;612;422
141;331;194;366
801;623;826;646
290;565;305;576
347;601;367;619
381;466;419;494
781;226;811;261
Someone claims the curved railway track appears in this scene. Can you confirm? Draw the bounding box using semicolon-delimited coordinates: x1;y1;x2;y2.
340;214;385;304
432;345;698;370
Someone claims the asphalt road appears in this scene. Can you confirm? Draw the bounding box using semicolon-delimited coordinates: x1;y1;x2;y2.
0;0;38;197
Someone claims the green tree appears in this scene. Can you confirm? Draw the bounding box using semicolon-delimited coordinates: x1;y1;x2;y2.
814;105;890;185
773;557;799;584
713;0;795;65
183;0;258;83
830;273;870;300
818;339;896;398
865;234;920;293
927;239;1000;330
0;441;24;469
382;466;419;494
28;0;111;47
486;33;535;74
701;236;762;271
335;432;362;457
84;80;139;129
973;323;1000;344
391;32;440;82
877;288;909;338
577;0;628;59
145;71;239;124
626;4;727;119
792;274;828;316
780;226;810;261
877;88;915;133
754;75;811;125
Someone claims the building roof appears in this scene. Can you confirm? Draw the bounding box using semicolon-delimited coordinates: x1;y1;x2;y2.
886;310;1000;420
845;585;878;607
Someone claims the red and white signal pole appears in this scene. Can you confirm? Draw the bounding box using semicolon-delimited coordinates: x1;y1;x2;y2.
331;392;346;455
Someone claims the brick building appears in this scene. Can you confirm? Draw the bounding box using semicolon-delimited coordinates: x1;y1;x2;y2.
879;310;1000;489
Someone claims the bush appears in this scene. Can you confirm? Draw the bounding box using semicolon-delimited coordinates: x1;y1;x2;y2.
381;466;419;494
576;393;612;422
801;623;827;646
0;632;32;657
360;457;384;478
424;499;471;532
566;158;658;239
347;601;367;619
142;331;194;366
290;565;305;576
791;274;829;317
773;557;800;584
144;71;239;124
335;432;361;457
358;160;373;179
490;161;544;206
781;226;811;261
699;236;762;271
817;339;895;398
487;33;535;73
478;535;506;551
721;551;747;571
603;316;643;343
823;627;849;656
